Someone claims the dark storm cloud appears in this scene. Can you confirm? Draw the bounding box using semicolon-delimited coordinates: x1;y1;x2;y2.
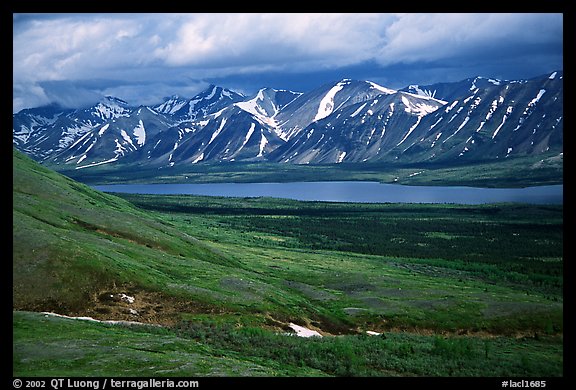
13;13;563;112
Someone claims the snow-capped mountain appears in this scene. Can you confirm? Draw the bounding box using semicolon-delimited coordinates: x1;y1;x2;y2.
134;104;286;166
272;79;396;141
393;71;563;162
52;106;177;169
152;85;245;122
400;76;507;102
13;71;563;169
13;96;133;163
234;87;302;134
269;91;446;164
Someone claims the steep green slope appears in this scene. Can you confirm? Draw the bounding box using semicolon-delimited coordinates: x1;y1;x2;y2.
13;148;236;320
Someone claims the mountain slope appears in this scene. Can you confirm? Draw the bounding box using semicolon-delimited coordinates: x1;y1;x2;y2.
51;106;178;168
395;71;563;162
13;311;326;377
269;91;445;163
13;97;132;162
273;79;396;141
132;105;288;166
166;106;286;163
400;76;506;102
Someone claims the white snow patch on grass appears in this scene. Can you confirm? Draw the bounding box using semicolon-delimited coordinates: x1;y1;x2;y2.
41;312;159;327
288;323;322;338
118;293;135;304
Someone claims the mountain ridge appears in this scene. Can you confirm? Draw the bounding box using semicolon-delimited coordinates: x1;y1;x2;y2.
13;71;563;169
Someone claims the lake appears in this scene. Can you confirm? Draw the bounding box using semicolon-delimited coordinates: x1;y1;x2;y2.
92;181;563;205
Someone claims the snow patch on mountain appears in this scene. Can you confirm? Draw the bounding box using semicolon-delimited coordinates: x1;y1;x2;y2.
493;106;514;139
400;95;441;116
209;118;227;145
350;103;367;118
238;123;256;153
76;157;118;170
192;152;204;163
133;120;146;146
444;101;459;113
120;130;136;150
235;89;279;128
258;132;268;157
205;86;218;100
93;99;130;121
115;138;128;156
407;85;436;99
98;124;110;136
367;81;396;95
314;80;349;121
397;116;423;146
156;96;187;115
57;124;94;150
527;89;546;109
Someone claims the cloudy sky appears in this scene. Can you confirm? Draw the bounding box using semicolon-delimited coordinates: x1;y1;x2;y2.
12;13;563;113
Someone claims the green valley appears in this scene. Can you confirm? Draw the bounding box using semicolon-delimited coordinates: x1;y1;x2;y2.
12;149;563;377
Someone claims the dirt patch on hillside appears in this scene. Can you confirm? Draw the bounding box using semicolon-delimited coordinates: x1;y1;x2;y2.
17;284;230;326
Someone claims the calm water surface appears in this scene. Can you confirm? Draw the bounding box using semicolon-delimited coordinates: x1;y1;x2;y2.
92;182;563;205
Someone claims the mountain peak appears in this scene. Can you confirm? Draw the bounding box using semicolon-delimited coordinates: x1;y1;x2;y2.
163;94;188;101
103;96;129;105
365;80;396;95
197;84;245;100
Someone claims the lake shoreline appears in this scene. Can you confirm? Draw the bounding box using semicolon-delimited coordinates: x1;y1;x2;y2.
92;181;563;205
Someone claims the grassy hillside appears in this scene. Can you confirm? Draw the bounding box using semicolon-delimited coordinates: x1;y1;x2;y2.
13;148;235;319
13;311;326;377
14;311;563;377
13;149;563;377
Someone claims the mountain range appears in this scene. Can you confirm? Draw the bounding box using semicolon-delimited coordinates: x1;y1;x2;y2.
13;71;563;170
